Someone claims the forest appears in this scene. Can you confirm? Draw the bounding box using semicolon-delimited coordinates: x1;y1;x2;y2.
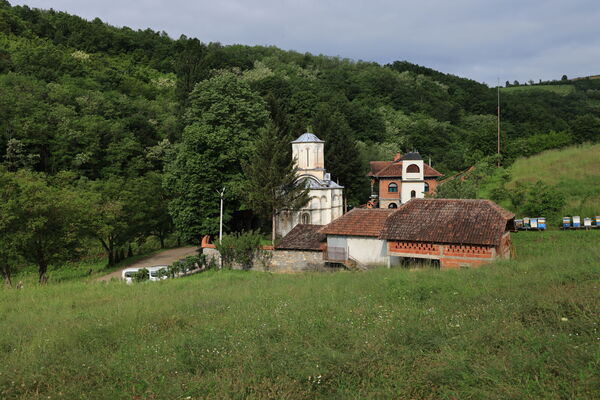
1;1;599;282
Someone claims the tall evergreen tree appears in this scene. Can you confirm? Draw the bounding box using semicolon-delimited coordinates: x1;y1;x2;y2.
313;105;367;206
242;122;309;244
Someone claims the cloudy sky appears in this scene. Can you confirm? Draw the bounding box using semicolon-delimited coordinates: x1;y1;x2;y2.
10;0;600;85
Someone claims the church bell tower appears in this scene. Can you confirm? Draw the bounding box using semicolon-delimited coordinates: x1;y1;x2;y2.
291;132;325;180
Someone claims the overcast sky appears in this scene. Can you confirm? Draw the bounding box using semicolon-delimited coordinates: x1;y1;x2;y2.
10;0;600;86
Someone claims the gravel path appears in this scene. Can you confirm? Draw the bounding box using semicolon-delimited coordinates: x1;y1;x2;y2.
97;246;200;281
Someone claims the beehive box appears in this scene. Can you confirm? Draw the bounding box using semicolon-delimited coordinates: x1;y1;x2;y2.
562;217;571;228
538;217;546;230
530;218;538;229
515;219;524;229
573;216;581;228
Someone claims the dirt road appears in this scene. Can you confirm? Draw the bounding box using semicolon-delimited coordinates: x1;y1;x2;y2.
97;246;200;282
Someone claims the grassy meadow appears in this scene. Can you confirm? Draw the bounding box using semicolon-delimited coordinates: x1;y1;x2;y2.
501;84;576;95
1;231;600;399
508;143;600;217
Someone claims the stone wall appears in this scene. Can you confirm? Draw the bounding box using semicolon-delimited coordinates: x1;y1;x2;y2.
202;247;328;273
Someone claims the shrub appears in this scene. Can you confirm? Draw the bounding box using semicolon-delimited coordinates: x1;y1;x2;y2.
214;231;262;270
133;268;149;282
522;181;565;221
206;256;218;270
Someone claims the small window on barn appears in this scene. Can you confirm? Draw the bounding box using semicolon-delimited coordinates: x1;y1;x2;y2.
388;182;398;192
388;202;398;209
406;164;420;173
301;213;311;224
410;190;416;198
424;182;430;193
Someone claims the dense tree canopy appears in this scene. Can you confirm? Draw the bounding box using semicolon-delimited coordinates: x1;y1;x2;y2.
0;1;599;276
164;72;268;241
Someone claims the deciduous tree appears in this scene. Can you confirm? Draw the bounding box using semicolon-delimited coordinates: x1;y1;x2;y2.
165;72;268;241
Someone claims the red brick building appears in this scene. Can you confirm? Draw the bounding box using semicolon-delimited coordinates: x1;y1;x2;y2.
368;152;443;209
379;199;515;268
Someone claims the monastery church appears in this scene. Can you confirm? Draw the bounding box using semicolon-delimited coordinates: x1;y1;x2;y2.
276;133;344;238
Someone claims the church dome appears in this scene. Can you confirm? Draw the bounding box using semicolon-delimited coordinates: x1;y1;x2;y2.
292;132;324;143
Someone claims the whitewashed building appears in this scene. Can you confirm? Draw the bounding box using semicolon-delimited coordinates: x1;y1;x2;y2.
276;133;344;238
320;208;398;268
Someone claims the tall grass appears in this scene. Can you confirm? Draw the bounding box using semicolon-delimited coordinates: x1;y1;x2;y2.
508;143;600;216
1;231;599;399
501;85;576;95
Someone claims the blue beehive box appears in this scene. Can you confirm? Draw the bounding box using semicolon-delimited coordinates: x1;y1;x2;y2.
538;217;546;230
530;218;538;229
562;217;571;228
573;216;581;228
596;216;600;228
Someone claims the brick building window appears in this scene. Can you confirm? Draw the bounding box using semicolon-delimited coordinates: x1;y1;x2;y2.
411;190;416;198
388;202;397;208
388;182;398;192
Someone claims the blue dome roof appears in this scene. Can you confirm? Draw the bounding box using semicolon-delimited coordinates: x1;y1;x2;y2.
292;133;324;143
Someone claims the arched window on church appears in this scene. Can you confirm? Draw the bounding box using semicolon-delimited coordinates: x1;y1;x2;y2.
301;213;311;224
306;148;309;167
424;182;430;193
407;164;420;173
388;182;398;193
410;190;416;198
388;202;398;209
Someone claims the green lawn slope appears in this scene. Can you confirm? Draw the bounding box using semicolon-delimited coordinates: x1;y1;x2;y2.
502;84;576;95
507;143;600;216
1;231;599;399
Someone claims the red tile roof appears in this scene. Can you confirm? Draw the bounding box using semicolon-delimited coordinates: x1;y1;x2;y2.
379;199;514;246
369;161;391;176
368;161;443;178
276;224;325;251
319;209;396;237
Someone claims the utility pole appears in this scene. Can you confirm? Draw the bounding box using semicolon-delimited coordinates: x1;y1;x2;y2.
218;187;225;243
217;187;225;270
497;77;501;167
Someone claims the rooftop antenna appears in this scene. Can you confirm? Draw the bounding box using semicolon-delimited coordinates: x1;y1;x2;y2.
497;77;501;167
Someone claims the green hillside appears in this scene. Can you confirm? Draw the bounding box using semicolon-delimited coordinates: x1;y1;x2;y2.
1;0;600;281
502;84;576;95
508;144;600;217
1;231;599;399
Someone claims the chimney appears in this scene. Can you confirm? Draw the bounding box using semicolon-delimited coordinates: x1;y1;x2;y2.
393;152;402;162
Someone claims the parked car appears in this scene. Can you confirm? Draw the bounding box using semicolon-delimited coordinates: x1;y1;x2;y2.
122;267;141;284
147;265;169;281
121;266;168;284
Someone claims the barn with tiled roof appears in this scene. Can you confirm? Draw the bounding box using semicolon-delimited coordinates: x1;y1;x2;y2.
317;198;515;269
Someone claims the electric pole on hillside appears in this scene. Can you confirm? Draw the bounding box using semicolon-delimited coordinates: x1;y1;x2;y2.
217;187;225;270
217;187;225;243
497;77;501;167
